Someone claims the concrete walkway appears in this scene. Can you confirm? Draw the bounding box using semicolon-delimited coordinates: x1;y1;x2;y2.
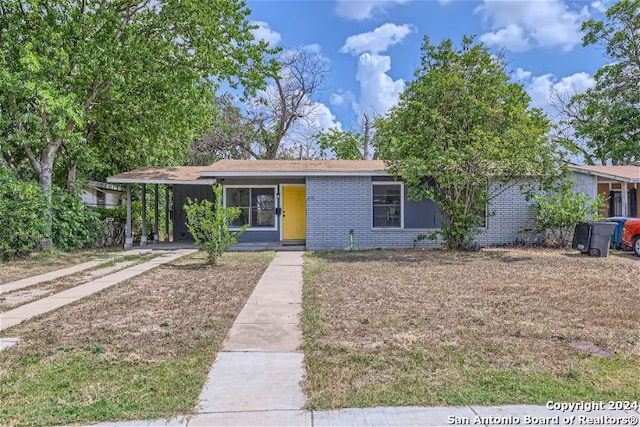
0;248;152;295
189;251;307;426
0;249;195;332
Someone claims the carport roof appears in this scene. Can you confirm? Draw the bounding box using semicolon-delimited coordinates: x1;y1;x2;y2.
107;166;216;185
569;164;640;183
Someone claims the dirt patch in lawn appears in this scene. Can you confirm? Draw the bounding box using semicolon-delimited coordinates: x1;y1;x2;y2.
303;248;640;409
0;247;123;285
0;251;274;426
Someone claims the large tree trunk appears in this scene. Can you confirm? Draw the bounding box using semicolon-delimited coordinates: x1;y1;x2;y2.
38;145;59;250
66;164;77;191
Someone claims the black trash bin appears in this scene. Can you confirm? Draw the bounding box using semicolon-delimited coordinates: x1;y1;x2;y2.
572;221;617;257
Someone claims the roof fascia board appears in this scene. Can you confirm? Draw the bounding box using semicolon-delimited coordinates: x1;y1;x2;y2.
569;166;638;183
201;171;390;178
107;178;216;185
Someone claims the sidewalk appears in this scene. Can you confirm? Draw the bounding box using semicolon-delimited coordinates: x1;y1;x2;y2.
0;249;195;333
189;251;307;426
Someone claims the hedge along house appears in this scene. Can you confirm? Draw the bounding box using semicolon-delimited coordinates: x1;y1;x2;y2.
107;159;539;250
570;164;640;218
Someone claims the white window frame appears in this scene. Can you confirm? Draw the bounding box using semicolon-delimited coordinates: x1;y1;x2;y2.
223;185;278;231
372;181;404;230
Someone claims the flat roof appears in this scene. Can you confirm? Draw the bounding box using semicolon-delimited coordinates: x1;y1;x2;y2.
201;160;388;177
107;160;390;184
569;164;640;183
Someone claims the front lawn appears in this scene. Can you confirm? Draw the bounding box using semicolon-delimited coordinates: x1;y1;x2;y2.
0;251;274;426
302;249;640;409
0;247;124;285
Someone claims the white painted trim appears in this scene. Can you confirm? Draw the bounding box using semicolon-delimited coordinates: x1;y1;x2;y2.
223;185;278;232
622;182;629;217
107;178;216;185
202;171;389;178
371;181;404;230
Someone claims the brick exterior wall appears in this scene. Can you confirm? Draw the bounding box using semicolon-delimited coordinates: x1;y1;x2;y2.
306;176;537;250
477;181;539;246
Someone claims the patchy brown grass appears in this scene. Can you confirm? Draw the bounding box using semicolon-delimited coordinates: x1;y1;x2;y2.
0;255;156;312
302;248;640;409
0;247;123;285
0;251;274;426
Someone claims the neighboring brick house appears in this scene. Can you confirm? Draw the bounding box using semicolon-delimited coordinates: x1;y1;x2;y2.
108;160;539;249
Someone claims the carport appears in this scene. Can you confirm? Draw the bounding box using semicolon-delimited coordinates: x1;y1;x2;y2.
107;166;214;248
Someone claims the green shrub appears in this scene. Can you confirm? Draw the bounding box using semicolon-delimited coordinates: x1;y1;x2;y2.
530;180;603;248
52;190;107;251
0;168;47;259
184;184;247;264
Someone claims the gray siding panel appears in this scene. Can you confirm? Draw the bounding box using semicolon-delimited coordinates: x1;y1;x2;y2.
236;231;279;242
173;184;215;240
404;196;443;229
173;181;283;242
306;176;537;250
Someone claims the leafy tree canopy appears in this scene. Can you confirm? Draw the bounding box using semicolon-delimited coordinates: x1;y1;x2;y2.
317;113;377;160
0;0;274;183
375;36;553;249
561;0;640;165
0;0;275;247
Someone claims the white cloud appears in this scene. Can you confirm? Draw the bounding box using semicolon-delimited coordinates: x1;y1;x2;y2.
476;0;589;52
590;1;607;13
335;0;410;21
302;43;322;54
340;23;413;55
250;21;281;47
514;68;595;115
480;25;531;52
356;53;404;115
513;67;532;81
305;102;342;133
330;90;357;109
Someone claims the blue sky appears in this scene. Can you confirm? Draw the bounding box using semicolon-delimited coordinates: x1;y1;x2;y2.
245;0;611;135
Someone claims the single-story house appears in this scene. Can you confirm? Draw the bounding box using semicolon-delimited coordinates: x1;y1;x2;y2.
81;180;123;209
107;160;539;249
569;164;640;218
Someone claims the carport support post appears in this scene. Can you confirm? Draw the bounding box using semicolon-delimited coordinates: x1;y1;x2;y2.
622;182;628;217
165;185;170;242
141;184;147;246
154;184;159;244
125;184;133;248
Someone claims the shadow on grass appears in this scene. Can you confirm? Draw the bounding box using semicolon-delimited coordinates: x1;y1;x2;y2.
482;251;534;263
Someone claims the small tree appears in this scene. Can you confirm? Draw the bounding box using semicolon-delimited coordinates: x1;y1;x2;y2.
375;36;552;250
529;179;603;248
184;184;247;265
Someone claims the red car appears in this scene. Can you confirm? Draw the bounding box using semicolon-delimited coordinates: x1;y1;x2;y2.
621;218;640;257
